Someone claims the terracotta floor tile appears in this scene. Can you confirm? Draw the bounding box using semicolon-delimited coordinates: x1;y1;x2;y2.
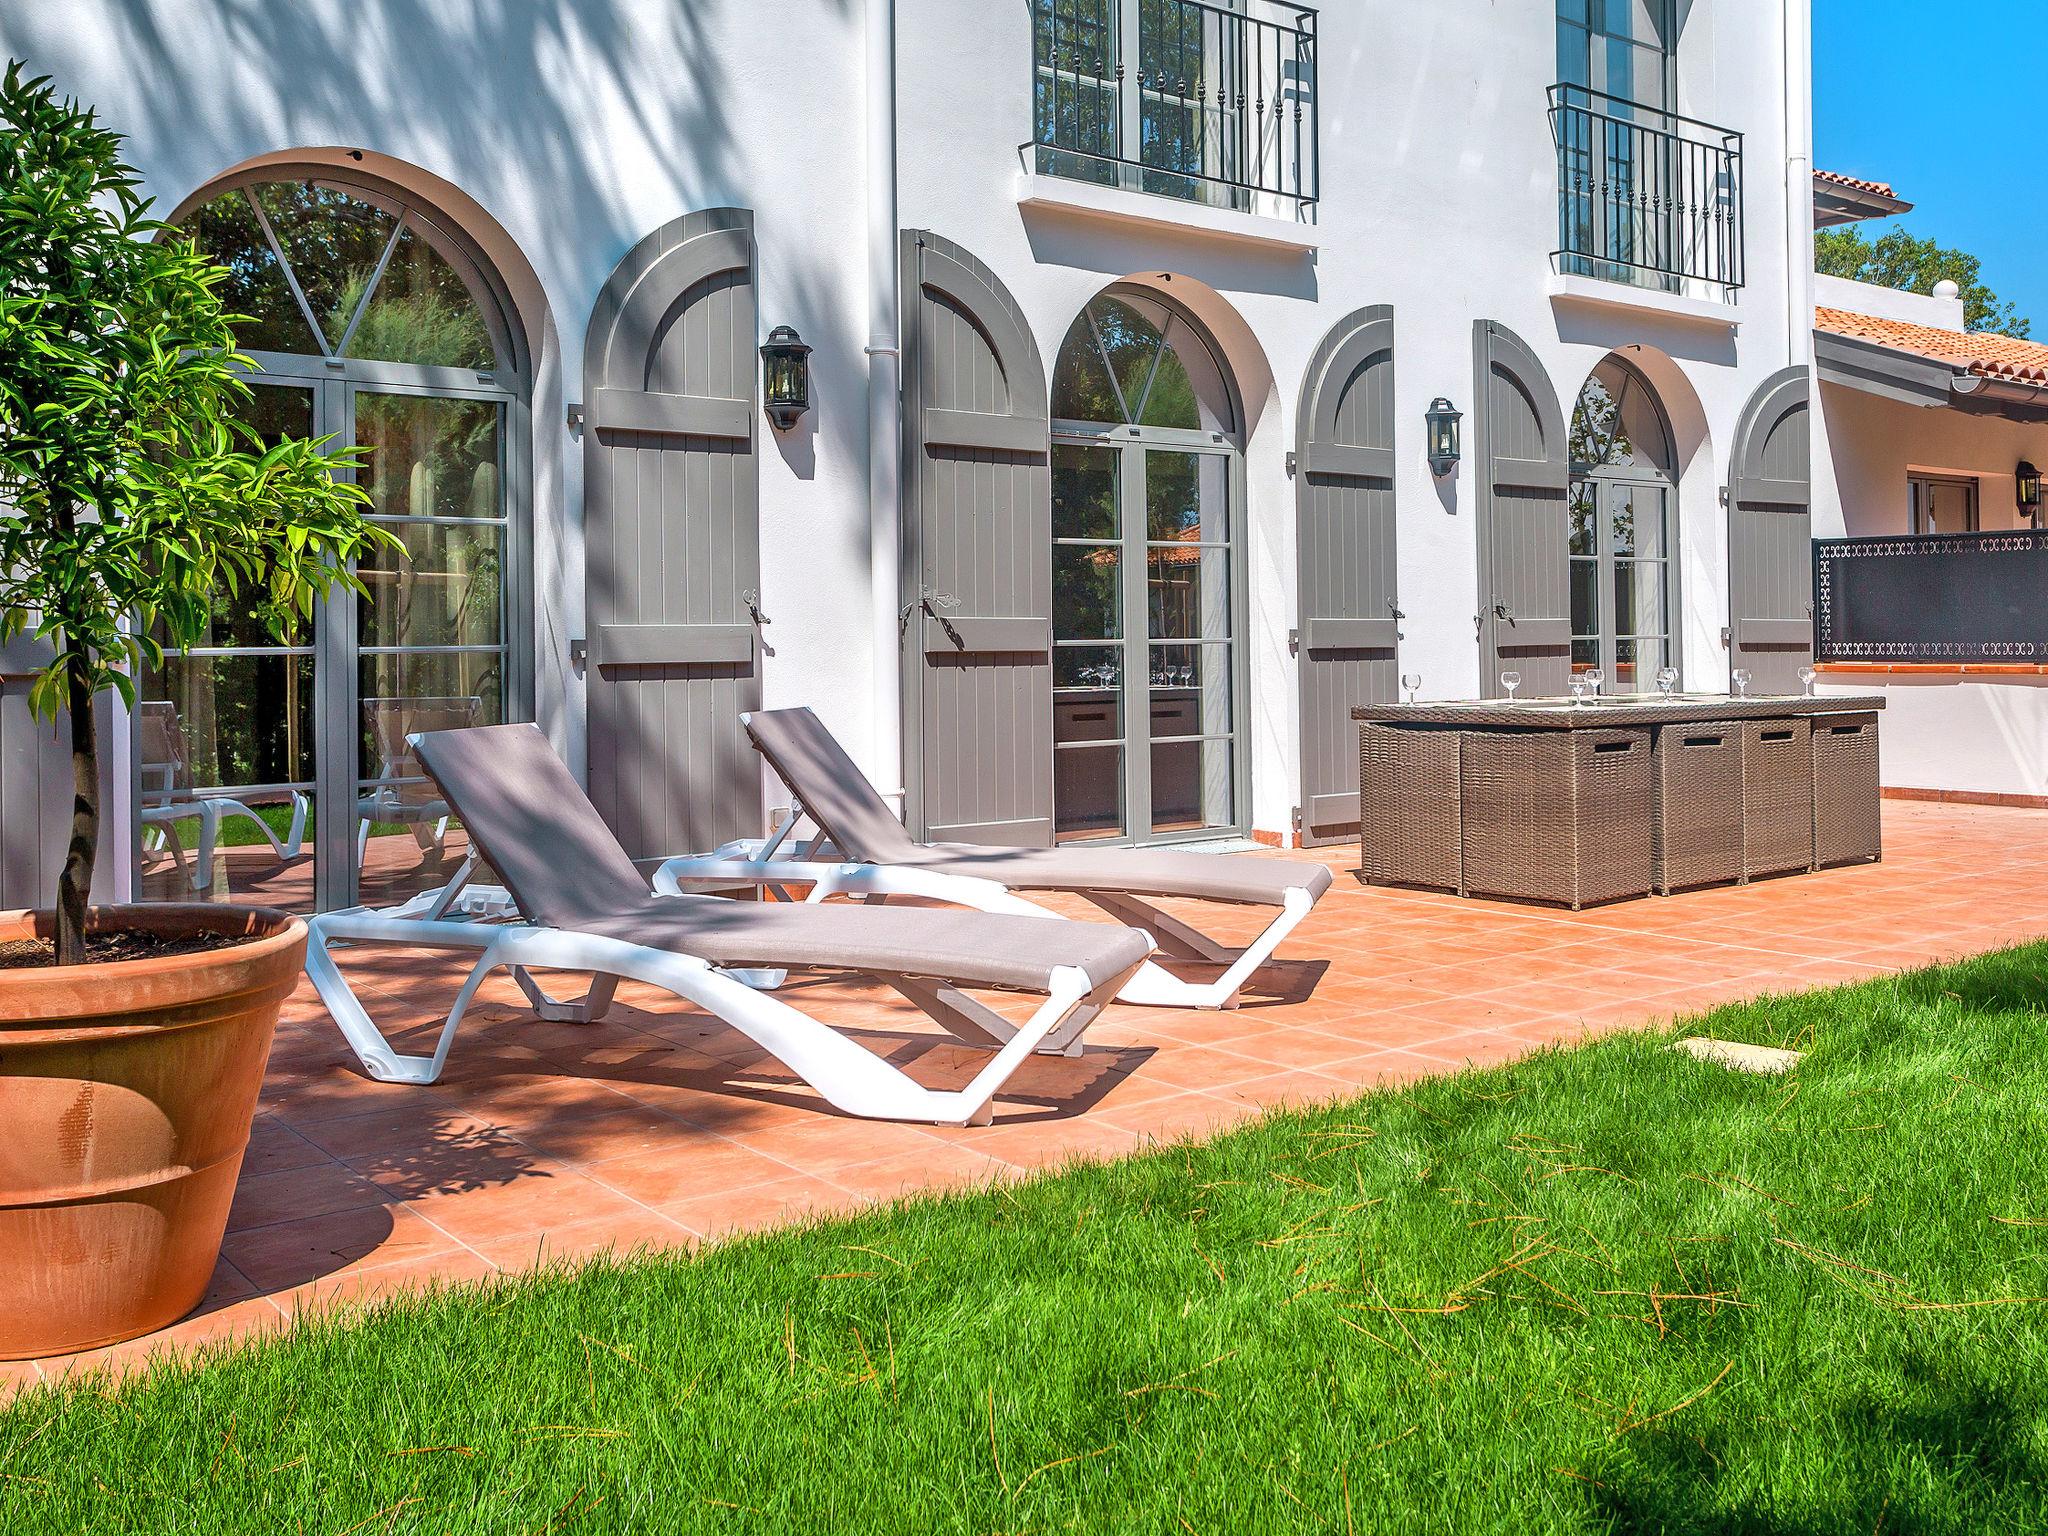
662;1174;854;1242
580;1135;796;1207
240;1114;332;1178
279;1249;502;1318
226;1162;390;1234
399;1165;654;1248
222;1203;460;1292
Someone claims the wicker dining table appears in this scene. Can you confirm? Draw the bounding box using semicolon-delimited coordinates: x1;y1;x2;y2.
1350;694;1886;908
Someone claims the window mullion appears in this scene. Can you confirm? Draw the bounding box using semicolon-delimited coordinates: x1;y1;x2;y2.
334;212;408;360
246;187;335;360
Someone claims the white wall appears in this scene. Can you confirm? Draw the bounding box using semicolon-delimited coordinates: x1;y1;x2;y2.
1813;380;2048;799
2;0;1805;846
1815;272;1966;331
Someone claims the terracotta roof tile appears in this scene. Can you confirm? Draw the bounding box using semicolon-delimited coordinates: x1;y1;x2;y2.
1814;169;1898;199
1815;306;2048;387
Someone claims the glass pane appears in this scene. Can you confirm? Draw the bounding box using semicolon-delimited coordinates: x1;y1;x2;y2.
182;191;321;355
1138;318;1234;432
1148;545;1229;640
1054;544;1121;641
1055;648;1123;743
356;393;504;520
1034;0;1118;175
1572;359;1673;475
1091;296;1169;421
1052;443;1119;539
1150;643;1232;736
1572;637;1600;673
360;523;504;650
1145;450;1229;541
1149;736;1233;835
137;660;315;911
355;657;504;906
343;224;495;370
1614;635;1666;693
1611;486;1668;558
1055;744;1124;841
1569;485;1597;555
253;181;400;351
1050;316;1125;422
1614;558;1667;638
1571;558;1599;638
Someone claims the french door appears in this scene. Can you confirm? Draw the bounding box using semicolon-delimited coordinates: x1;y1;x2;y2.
1569;473;1675;690
135;374;512;911
1051;432;1245;843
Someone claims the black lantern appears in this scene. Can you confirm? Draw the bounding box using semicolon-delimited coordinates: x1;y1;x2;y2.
1425;397;1462;477
2019;460;2043;521
760;324;812;431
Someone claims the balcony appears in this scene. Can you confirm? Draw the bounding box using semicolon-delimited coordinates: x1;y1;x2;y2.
1549;84;1744;294
1815;531;2048;666
1030;0;1318;219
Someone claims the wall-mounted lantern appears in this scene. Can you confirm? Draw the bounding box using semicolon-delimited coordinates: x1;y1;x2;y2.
2018;460;2042;522
1425;397;1462;477
760;325;813;431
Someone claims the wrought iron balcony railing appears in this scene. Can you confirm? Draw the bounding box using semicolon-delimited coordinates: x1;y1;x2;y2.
1549;83;1744;291
1031;0;1318;214
1815;531;2048;665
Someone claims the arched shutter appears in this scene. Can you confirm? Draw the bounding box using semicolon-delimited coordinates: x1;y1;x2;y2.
1728;366;1812;694
1295;305;1397;845
899;231;1053;845
583;208;762;863
1473;320;1572;696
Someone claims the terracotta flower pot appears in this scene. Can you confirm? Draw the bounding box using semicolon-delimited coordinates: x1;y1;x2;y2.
0;904;306;1359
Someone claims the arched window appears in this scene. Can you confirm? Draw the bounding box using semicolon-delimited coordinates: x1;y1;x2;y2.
1568;355;1678;688
1047;288;1244;845
138;172;529;913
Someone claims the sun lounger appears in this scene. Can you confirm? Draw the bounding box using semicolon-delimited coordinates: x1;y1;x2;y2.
304;724;1151;1125
137;700;307;891
655;707;1332;1009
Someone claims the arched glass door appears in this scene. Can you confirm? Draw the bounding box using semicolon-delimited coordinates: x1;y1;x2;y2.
1049;289;1245;843
138;175;525;911
1568;355;1678;690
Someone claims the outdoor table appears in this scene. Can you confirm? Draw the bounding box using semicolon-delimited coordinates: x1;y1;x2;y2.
1350;694;1886;908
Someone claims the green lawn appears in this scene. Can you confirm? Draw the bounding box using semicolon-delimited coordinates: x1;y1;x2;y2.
6;947;2048;1533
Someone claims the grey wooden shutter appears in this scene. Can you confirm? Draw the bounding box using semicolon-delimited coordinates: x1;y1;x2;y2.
0;636;66;909
899;231;1053;845
1295;306;1398;845
583;208;762;863
1473;321;1572;696
1728;366;1812;694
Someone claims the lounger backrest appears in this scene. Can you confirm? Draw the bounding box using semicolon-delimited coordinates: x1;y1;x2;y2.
409;724;651;926
743;707;921;862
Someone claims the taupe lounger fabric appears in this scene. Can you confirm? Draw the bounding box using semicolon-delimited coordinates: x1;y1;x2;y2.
745;708;1335;906
409;725;1150;994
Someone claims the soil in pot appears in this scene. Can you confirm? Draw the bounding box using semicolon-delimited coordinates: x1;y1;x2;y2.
0;928;246;968
0;904;308;1359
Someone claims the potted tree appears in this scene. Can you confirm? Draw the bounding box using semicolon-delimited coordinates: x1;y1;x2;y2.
0;63;393;1358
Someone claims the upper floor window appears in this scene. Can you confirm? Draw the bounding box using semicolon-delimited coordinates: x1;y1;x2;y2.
1556;0;1674;115
1031;0;1318;216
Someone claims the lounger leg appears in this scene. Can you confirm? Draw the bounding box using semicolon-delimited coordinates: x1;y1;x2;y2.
510;966;620;1023
305;915;515;1084
1111;888;1317;1010
885;976;1098;1058
1082;891;1236;964
192;802;219;892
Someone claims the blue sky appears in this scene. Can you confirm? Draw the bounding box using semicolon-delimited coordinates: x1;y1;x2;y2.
1814;0;2046;330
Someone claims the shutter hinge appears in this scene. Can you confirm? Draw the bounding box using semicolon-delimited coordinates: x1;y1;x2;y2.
566;402;586;431
570;637;587;669
1290;805;1303;840
1287;627;1300;656
1285;451;1298;478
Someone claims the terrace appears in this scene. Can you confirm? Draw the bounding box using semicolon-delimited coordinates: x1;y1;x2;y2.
11;794;2045;1389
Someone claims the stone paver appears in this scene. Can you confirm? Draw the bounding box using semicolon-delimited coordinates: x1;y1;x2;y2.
19;799;2048;1386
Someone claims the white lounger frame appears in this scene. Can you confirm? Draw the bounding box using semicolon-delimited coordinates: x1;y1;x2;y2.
304;857;1137;1127
653;801;1314;1010
141;789;308;892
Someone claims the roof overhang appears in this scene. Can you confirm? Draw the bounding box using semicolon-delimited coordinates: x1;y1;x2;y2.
1814;329;2048;423
1813;180;1914;229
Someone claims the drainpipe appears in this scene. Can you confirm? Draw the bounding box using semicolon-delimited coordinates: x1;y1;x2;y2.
1783;0;1813;366
865;0;905;807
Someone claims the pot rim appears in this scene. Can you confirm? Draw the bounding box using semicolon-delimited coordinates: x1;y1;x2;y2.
0;903;306;977
0;905;309;1029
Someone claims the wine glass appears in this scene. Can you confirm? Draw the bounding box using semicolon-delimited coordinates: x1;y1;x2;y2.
1656;666;1679;698
1401;672;1422;705
1798;665;1817;697
1585;667;1605;699
1500;669;1522;701
1568;676;1588;705
1732;668;1752;699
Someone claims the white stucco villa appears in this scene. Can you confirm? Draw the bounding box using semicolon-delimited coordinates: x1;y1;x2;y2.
1;0;2032;917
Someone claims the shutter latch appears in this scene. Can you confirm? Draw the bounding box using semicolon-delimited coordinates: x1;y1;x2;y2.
743;589;772;627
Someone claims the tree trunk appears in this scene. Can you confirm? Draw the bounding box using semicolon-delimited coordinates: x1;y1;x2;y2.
54;650;97;966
